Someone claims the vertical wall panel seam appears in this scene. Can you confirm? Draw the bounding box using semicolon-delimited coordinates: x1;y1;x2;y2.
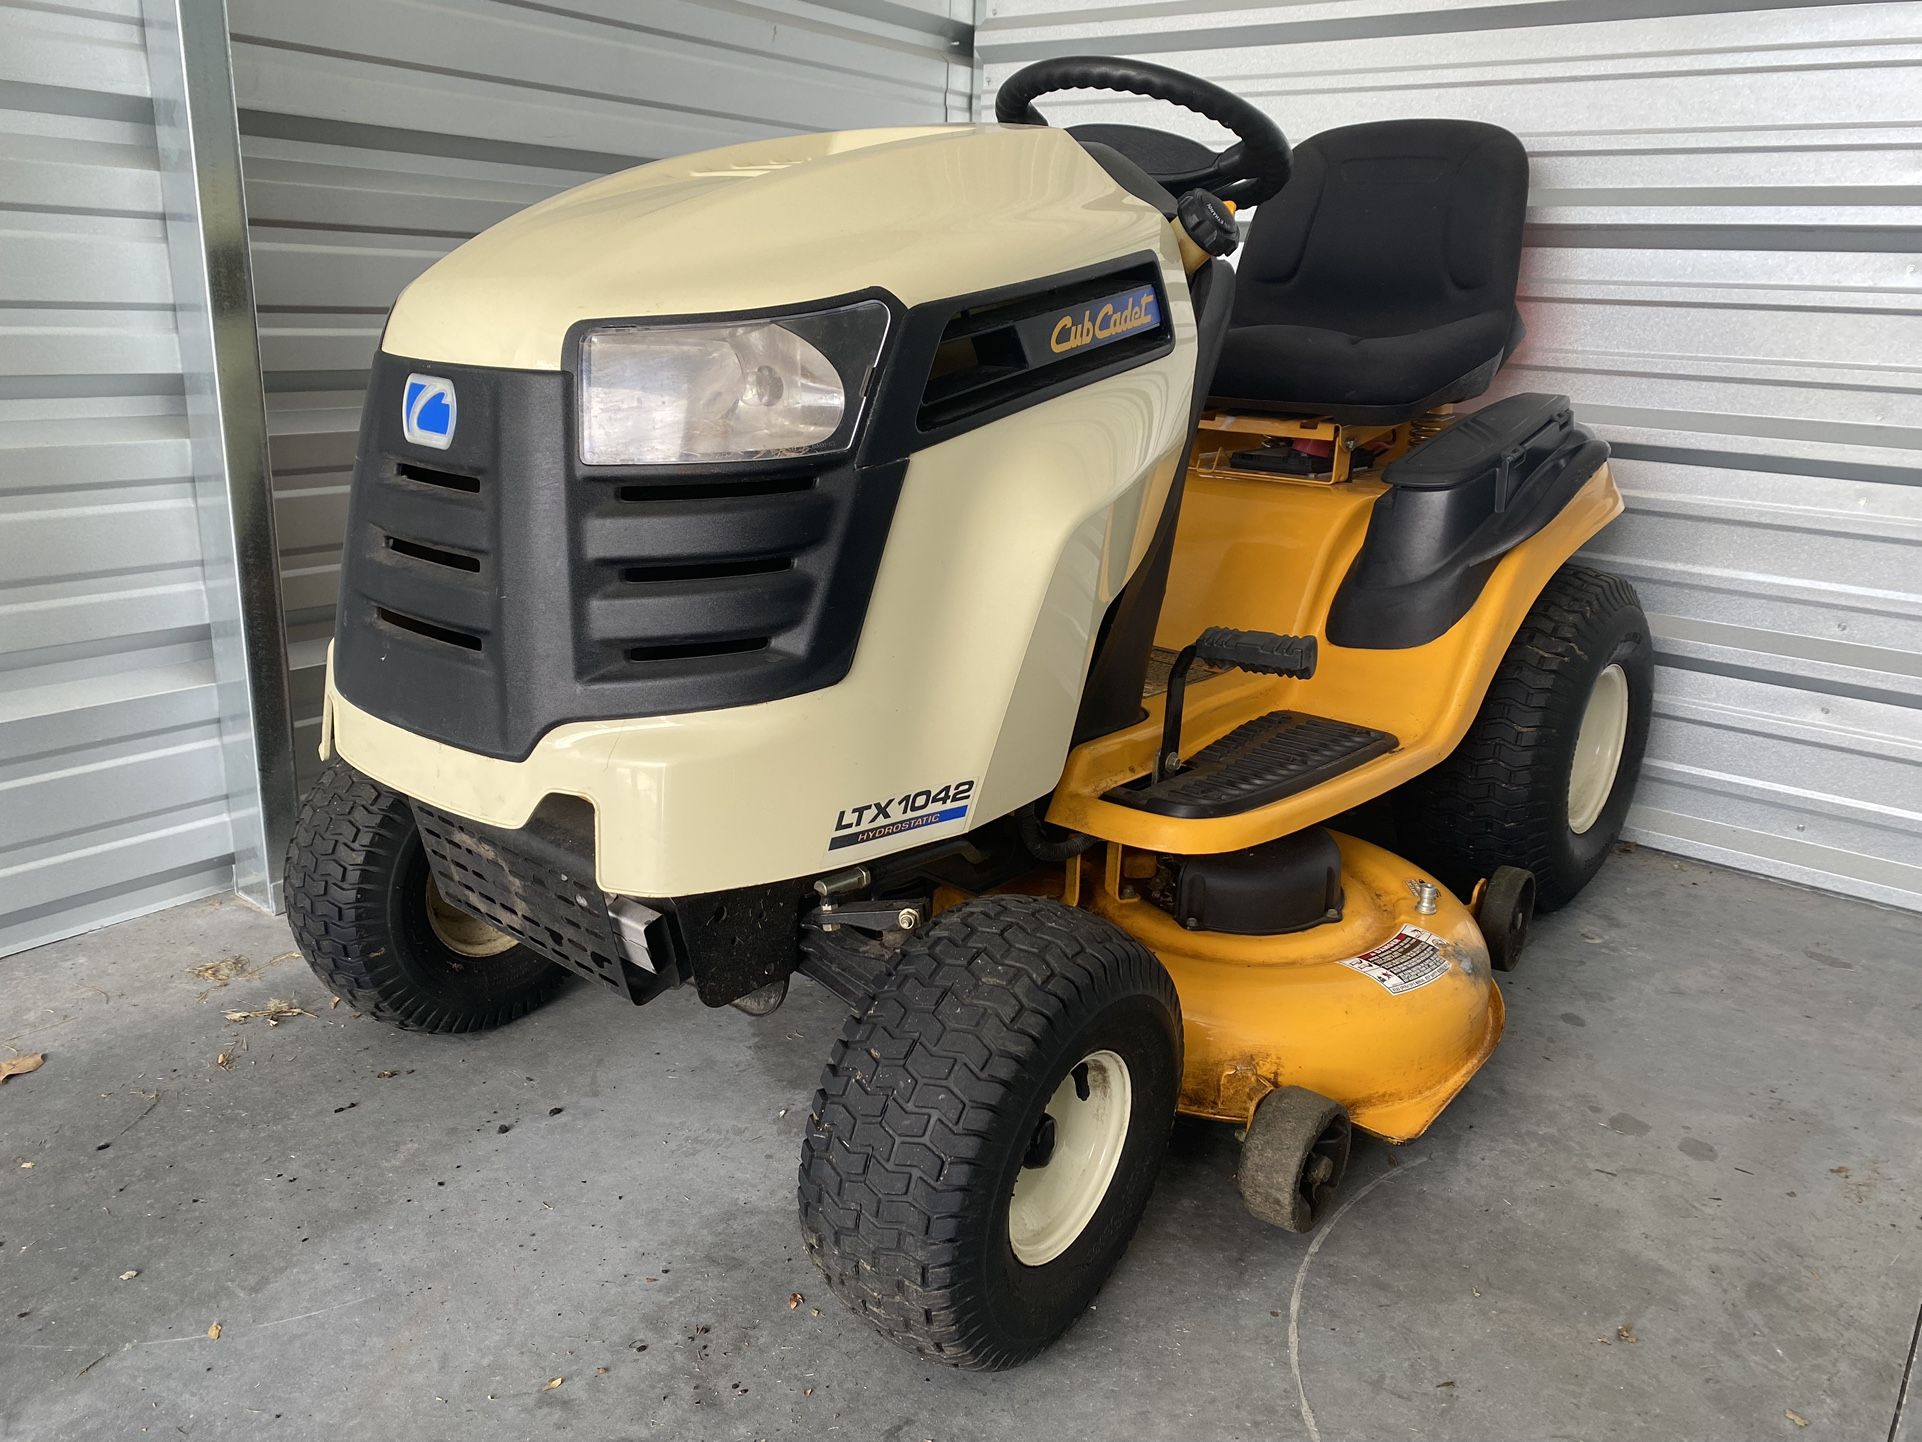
142;0;296;913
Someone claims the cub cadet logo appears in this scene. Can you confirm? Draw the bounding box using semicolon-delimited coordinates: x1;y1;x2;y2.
1049;287;1159;355
402;373;456;449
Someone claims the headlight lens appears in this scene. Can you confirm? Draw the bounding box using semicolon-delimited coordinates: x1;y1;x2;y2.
578;300;890;466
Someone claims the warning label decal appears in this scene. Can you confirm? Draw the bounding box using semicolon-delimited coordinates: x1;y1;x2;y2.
1335;925;1453;996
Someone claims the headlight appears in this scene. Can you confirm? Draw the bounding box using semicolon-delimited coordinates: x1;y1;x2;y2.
577;299;890;466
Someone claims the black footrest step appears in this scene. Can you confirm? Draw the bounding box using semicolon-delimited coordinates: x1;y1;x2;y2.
1107;711;1396;819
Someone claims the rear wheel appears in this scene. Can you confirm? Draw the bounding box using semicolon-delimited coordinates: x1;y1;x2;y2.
285;760;565;1032
799;895;1181;1370
1392;566;1652;911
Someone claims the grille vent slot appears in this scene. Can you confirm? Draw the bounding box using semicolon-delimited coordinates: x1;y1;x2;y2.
615;476;813;504
386;534;481;573
620;556;791;585
627;637;769;663
394;461;480;494
376;606;482;652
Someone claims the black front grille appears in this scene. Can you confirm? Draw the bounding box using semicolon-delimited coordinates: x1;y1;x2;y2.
334;259;1172;759
331;354;907;759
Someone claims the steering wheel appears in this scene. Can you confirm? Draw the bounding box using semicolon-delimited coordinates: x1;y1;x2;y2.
994;55;1291;207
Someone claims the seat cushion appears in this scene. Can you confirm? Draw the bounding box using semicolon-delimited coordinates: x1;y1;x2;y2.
1213;119;1530;423
1211;309;1513;423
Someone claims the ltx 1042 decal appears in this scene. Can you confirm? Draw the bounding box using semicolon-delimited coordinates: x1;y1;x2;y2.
829;779;975;851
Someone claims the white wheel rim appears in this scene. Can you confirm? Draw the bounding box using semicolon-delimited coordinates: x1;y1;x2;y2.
1008;1050;1132;1267
1567;663;1630;835
424;874;518;958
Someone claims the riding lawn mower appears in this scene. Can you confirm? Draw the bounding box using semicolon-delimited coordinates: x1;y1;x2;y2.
286;56;1653;1369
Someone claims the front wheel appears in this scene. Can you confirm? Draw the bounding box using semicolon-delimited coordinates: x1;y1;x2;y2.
285;760;565;1032
799;896;1181;1370
1392;566;1653;911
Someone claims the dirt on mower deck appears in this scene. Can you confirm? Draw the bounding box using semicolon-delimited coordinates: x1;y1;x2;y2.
2;846;1918;1441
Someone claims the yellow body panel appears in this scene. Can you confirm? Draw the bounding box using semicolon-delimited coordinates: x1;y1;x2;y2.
1027;833;1501;1141
1048;450;1625;850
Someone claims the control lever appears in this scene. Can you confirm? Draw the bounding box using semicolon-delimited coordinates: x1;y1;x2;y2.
1157;627;1318;783
1195;625;1316;677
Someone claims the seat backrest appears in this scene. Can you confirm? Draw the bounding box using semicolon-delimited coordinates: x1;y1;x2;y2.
1232;119;1528;341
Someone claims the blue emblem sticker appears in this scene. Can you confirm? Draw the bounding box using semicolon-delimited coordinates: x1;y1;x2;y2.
403;373;457;449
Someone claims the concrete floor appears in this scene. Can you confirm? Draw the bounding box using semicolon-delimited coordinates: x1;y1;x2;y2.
2;845;1918;1442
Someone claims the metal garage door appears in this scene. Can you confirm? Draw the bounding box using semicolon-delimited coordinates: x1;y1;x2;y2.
0;0;235;954
979;0;1922;912
226;0;973;789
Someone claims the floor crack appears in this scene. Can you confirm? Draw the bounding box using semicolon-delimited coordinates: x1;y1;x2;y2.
1890;1296;1922;1442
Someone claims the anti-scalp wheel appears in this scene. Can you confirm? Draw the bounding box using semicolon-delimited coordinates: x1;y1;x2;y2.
1238;1086;1352;1232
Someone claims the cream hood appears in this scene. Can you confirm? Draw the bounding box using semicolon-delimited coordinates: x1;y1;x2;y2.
380;124;1173;372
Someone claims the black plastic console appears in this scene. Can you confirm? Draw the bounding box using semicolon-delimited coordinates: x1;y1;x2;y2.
1327;392;1610;649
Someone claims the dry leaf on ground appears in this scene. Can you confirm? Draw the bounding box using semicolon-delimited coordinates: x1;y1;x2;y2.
190;956;253;988
0;1054;45;1085
542;1377;563;1391
207;1322;222;1340
788;1293;804;1309
119;1270;139;1281
223;999;313;1026
1786;1410;1809;1428
1617;1323;1638;1343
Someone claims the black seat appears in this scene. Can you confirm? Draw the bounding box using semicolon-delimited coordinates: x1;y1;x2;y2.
1211;119;1529;424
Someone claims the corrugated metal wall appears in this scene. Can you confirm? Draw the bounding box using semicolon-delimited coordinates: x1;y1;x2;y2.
979;0;1922;912
10;0;1912;952
0;0;236;955
227;0;974;789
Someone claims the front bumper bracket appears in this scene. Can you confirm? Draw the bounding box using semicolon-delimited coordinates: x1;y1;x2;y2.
412;801;684;1005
